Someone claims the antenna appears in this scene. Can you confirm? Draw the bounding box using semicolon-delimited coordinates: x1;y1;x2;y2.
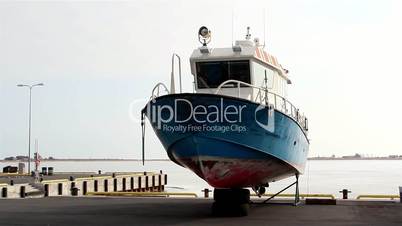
245;27;251;40
231;9;234;46
263;9;266;48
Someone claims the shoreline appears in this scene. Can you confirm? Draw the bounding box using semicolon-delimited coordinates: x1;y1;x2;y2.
1;158;402;162
0;159;171;163
308;157;402;160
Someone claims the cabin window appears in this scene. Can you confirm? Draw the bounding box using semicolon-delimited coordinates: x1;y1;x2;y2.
252;61;274;89
196;60;250;88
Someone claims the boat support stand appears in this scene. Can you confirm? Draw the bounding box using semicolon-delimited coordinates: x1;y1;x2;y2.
260;173;300;206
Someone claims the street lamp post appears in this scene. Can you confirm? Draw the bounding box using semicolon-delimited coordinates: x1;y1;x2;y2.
17;83;44;174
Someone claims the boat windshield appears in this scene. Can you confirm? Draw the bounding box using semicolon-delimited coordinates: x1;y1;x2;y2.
196;60;250;88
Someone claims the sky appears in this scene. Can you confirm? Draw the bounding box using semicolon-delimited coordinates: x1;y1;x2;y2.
1;0;402;159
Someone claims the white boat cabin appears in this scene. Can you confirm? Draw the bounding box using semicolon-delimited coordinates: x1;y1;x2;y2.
160;27;308;131
190;36;291;105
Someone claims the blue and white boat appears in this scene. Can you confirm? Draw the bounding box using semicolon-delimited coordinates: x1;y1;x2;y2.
142;26;309;195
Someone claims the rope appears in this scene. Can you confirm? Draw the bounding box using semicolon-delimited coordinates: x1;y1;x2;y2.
141;111;145;165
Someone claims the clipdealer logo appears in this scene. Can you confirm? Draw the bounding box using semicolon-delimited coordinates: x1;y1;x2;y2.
138;98;275;133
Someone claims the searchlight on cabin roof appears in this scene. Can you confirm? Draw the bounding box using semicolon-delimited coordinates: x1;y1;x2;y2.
198;26;211;46
198;26;211;54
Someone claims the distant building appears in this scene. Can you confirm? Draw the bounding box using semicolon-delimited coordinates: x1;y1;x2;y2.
4;157;16;161
342;153;362;159
15;156;29;161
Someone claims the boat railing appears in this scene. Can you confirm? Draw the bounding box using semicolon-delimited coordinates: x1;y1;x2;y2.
215;80;308;131
150;82;170;99
150;53;181;99
170;53;182;94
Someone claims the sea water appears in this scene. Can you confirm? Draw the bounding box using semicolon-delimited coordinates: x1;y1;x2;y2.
1;160;401;198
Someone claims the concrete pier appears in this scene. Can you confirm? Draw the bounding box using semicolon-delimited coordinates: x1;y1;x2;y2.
0;197;401;226
0;172;167;198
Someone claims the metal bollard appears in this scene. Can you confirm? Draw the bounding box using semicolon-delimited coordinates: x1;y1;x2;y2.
20;186;26;198
57;183;62;196
339;189;351;199
2;187;7;198
202;188;211;198
83;181;87;195
399;187;402;203
158;175;162;191
104;180;108;192
71;187;79;196
70;182;78;196
45;184;50;197
122;178;127;191
98;170;101;175
113;179;117;192
94;180;98;192
10;180;14;186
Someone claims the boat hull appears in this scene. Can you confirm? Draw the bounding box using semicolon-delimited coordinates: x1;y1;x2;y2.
143;93;309;188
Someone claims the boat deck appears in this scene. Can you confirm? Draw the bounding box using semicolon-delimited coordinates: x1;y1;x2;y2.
0;197;401;226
